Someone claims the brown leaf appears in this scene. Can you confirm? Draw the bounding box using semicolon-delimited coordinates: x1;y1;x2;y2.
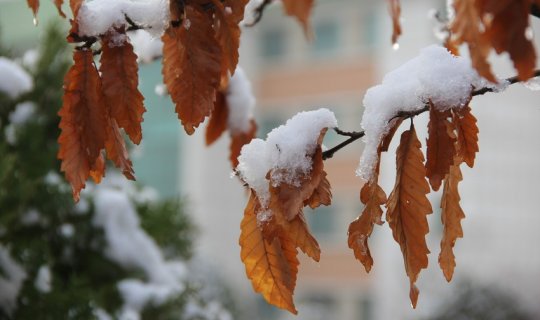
454;106;478;168
439;162;465;282
223;0;250;23
387;0;402;45
304;173;331;209
425;106;457;191
479;0;536;80
27;0;39;18
386;124;432;308
287;213;320;262
54;0;66;17
205;92;228;146
104;118;135;180
89;152;106;184
58;50;108;201
348;179;387;273
230;119;257;169
268;146;326;221
281;0;314;37
240;194;298;314
162;5;222;134
450;0;496;82
100;34;146;145
211;0;242;84
348;118;401;272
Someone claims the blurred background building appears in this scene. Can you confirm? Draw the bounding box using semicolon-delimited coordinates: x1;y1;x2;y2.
1;0;540;319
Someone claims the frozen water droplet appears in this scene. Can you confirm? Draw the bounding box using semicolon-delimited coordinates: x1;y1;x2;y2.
392;42;400;51
183;19;191;30
33;17;38;26
525;27;534;41
524;77;540;91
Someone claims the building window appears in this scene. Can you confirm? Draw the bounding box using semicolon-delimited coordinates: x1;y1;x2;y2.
311;21;339;56
260;29;285;60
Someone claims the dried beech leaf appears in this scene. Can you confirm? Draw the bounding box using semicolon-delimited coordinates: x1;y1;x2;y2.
386;124;432;308
387;0;402;45
162;5;221;134
348;179;387;273
380;118;403;152
105;118;135;180
223;0;249;23
304;173;331;209
89;152;106;184
205;92;228;146
439;162;465;282
240;194;298;314
211;0;242;83
54;0;66;17
58;50;107;201
454;106;479;168
269;146;326;221
281;0;314;37
426;106;456;191
230;119;257;169
27;0;39;17
479;0;536;80
100;35;146;145
287;213;320;262
450;0;496;82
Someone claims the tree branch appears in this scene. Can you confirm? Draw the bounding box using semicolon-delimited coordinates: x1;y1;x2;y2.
244;0;273;27
322;69;540;160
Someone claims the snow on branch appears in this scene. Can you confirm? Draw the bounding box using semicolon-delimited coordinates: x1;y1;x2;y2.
357;45;507;181
237;108;337;208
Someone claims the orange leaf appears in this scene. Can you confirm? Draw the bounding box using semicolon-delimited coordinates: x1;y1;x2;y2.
223;0;250;23
387;0;402;45
162;5;222;134
205;92;228;146
348;179;387;273
386;124;432;308
479;0;536;80
105;118;135;180
58;50;108;201
27;0;39;18
304;173;331;209
89;152;106;184
240;194;298;314
450;0;496;82
229;119;257;169
454;106;479;168
349;118;400;272
286;213;320;262
268;146;326;221
281;0;314;37
54;0;66;18
439;162;465;282
211;0;242;83
100;34;146;145
425;106;457;191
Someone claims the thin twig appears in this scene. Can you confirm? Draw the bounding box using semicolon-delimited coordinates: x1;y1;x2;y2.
245;0;273;27
322;129;364;160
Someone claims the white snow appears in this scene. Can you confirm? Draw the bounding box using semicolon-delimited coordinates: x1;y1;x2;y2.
34;265;52;293
78;0;169;38
60;224;75;238
0;57;33;98
236;108;337;209
20;209;41;226
129;30;163;63
226;67;256;134
0;246;26;314
358;45;500;181
9;102;36;125
93;179;186;318
524;76;540;91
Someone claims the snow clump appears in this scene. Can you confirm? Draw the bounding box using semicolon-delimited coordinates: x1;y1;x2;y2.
0;246;27;315
236;108;337;209
78;0;169;38
226;67;256;134
0;57;33;98
358;45;502;181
